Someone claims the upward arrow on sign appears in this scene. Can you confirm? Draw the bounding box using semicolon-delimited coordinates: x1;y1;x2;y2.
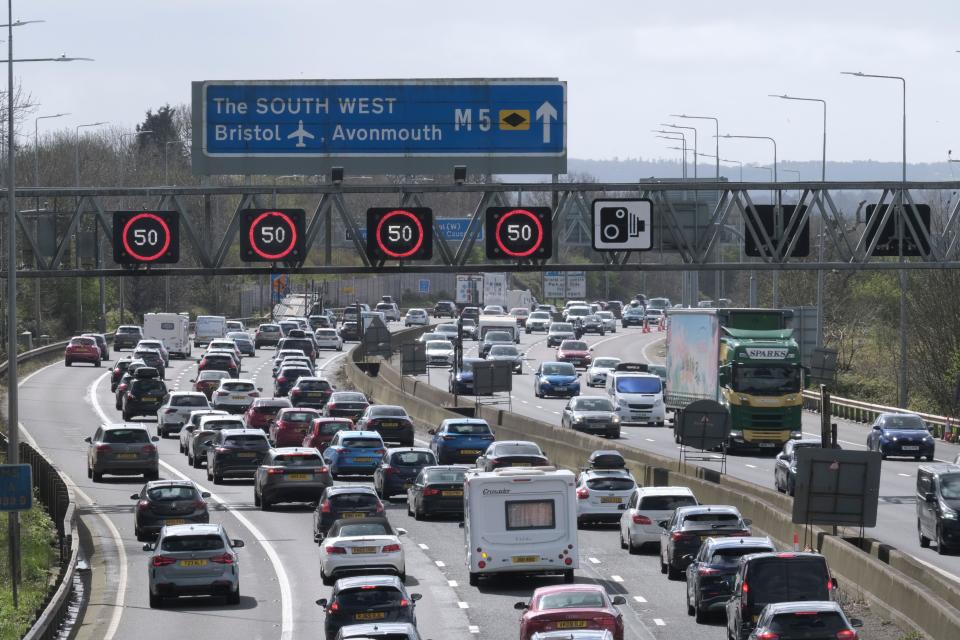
536;101;557;144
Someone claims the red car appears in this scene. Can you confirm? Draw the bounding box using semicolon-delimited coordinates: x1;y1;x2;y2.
510;308;530;327
244;398;292;431
515;585;626;640
65;336;101;367
556;340;592;369
269;408;321;447
302;417;355;452
197;352;238;377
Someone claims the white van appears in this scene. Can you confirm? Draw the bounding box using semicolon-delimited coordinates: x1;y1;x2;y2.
144;313;191;359
463;467;578;586
605;363;666;426
194;315;226;348
478;315;520;343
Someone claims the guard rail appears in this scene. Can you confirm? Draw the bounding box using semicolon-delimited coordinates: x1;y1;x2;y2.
802;389;960;441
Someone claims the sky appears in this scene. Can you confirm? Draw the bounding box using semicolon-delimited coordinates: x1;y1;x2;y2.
15;0;960;166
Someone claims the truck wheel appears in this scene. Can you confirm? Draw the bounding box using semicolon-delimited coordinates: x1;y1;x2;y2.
468;572;479;587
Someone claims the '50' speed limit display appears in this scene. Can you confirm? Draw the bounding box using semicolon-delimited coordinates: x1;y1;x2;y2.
112;210;180;265
366;207;433;261
240;209;306;262
485;207;552;259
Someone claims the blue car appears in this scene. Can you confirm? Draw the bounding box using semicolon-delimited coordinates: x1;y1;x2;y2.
373;447;437;498
322;430;386;477
534;361;580;399
866;412;935;461
428;418;495;464
448;358;485;395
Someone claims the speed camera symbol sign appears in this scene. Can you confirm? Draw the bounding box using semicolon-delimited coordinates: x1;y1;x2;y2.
591;199;653;251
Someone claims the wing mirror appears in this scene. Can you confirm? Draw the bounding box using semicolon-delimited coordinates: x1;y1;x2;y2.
657;520;669;529
130;493;140;500
396;528;407;536
232;539;245;548
142;543;155;552
850;618;863;628
151;436;160;442
410;593;422;602
316;598;328;607
458;522;465;529
201;492;211;498
743;518;753;527
611;595;626;605
513;601;529;610
202;440;213;446
427;429;436;435
84;437;92;443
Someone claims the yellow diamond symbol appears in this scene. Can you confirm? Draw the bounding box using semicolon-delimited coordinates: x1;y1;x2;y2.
499;110;530;131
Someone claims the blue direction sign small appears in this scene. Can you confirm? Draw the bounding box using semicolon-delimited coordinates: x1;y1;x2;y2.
418;279;430;294
0;464;32;512
192;79;566;176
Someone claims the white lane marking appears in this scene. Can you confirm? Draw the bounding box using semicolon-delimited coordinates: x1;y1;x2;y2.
521;400;529;404
457;601;470;609
898;473;911;477
435;560;446;567
645;438;655;442
588;557;600;564
611;575;624;582
86;371;295;639
641;336;666;364
653;618;666;626
535;405;544;410
633;595;647;603
552;411;560;415
745;464;757;469
468;625;480;634
448;579;458;587
418;543;429;550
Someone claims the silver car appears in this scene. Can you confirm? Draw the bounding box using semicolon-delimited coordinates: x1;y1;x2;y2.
226;331;256;356
187;415;246;468
86;423;160;482
596;311;618;333
561;396;621;439
425;340;454;367
157;392;211;438
144;523;244;608
487;344;523;373
525;311;552;333
254;447;333;509
179;409;228;454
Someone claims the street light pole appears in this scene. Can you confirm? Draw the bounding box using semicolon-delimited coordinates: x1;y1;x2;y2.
653;130;687;178
672;114;719;180
119;129;152;184
663;124;698;178
75;121;106;331
842;70;908;408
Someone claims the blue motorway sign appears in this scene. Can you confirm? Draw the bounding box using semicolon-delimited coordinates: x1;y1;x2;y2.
192;79;566;176
0;464;32;512
346;217;482;243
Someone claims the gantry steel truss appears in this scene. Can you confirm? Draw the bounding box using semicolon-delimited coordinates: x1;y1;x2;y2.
3;180;960;278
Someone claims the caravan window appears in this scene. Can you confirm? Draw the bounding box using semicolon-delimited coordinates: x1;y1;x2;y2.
505;499;555;531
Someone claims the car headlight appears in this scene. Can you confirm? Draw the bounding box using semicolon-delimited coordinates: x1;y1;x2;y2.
891;436;898;442
612;416;621;423
738;395;750;403
573;416;583;423
729;430;743;438
942;503;959;519
924;436;934;443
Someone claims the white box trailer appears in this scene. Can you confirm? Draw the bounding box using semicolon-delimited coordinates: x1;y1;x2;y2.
194;315;226;348
478;315;520;343
143;313;191;358
462;467;578;586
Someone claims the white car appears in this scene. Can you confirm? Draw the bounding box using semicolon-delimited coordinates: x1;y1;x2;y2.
425;340;454;367
157;392;211;438
618;486;698;553
226;320;246;332
210;379;260;413
136;339;170;367
375;303;401;322
404;308;429;327
179;409;229;455
596;311;617;333
319;516;407;585
525;311;552;333
586;357;622;387
314;328;343;351
576;469;637;525
208;339;242;362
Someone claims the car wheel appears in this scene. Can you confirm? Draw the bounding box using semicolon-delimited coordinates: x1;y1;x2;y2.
919;521;930;548
627;535;639;555
321;567;334;587
226;585;240;606
659;556;668;574
667;562;681;580
414;504;423;521
147;470;159;481
938;525;950;555
86;465;92;479
619;530;627;550
92;471;103;482
192;455;203;470
695;598;708;624
65;360;72;367
253;490;261;507
149;591;163;609
686;589;695;616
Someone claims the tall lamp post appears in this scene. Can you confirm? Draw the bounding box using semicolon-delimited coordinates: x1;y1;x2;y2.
842;70;908;408
119;129;152;183
662;123;698;178
75;121;107;331
653;130;687;178
31;111;68;338
671;114;720;180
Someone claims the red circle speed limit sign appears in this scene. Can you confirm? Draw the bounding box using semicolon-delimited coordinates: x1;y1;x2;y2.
112;210;180;264
240;209;306;262
485;207;552;259
366;207;433;261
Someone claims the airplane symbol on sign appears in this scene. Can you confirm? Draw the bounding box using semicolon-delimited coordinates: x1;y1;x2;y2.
287;120;315;148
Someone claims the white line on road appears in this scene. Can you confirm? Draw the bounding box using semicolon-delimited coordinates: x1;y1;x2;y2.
898;473;911;477
448;580;458;587
653;618;666;626
645;438;655;442
435;560;446;568
521;400;528;404
468;625;480;634
535;405;543;410
611;575;624;582
745;464;757;469
588;557;600;564
457;601;470;609
633;595;647;603
418;543;429;550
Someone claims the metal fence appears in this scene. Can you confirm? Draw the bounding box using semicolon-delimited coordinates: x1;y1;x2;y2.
802;389;960;441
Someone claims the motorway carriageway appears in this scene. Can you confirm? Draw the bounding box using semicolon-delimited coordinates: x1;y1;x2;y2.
407;323;960;584
18;329;730;640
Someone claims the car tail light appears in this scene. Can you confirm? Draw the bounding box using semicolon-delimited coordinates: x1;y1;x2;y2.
399;598;410;608
142;445;157;454
375;502;384;513
324;545;347;554
199;359;207;367
835;631;857;640
441;435;456;441
118;384;128;393
374;449;385;455
698;566;720;576
193;499;206;510
216;391;229;396
576;488;589;500
113;367;120;374
742;582;749;594
382;543;401;553
423;488;440;496
248;391;259;397
755;633;779;640
320;500;331;513
277;377;287;384
151;555;176;567
384;467;395;476
329;602;339;612
96;444;112;453
325;403;336;411
210;552;234;565
671;531;695;542
267;467;286;475
632;514;652;525
137;500;151;512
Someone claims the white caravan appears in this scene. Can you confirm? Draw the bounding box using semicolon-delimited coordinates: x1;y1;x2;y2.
143;313;191;359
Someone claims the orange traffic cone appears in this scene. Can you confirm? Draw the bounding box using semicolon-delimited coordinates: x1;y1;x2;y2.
658;318;665;332
642;317;651;333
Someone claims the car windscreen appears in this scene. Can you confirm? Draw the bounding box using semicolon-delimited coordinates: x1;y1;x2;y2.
198;371;229;380
282;411;317;423
147;485;198;501
342;438;383;449
638;495;697;510
203;420;244;431
586;477;635;491
171;395;208;407
334;522;393;537
592;358;621;369
297;379;330;391
161;534;224;552
319;421;352;435
274;453;324;465
747;559;830;604
330;493;379;507
940;474;960;499
485;331;512;341
447;423;491;435
542;364;576;376
70;337;96;346
224;435;268;446
882;415;926;429
550;324;573;332
539;591;605;609
566;307;590;316
529;312;550;319
573;398;614;412
682;513;742;527
334;393;367;403
316;330;338;338
337;586;402;608
391;451;435;466
561;340;587;350
425;468;467;483
284;339;314;352
253;404;285;414
426;340;453;350
709;547;775;566
117;327;141;334
370;406;407;417
496;443;542;456
103;429;150;443
615;376;661;394
489;345;519;356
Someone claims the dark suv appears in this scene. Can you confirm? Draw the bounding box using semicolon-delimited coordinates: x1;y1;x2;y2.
917;462;960;554
313;486;385;541
317;576;421;640
204;428;271;484
685;536;776;622
122;370;168;421
373;448;438;499
133;349;166;379
659;505;752;579
433;301;456;318
114;325;143;351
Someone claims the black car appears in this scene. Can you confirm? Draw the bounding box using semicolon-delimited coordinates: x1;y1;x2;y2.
684;536;775;622
774;438;832;496
750;602;862;640
113;325;143;351
313;486;385;542
373;448;438;499
289;377;334;408
317;575;421;640
339;322;361;342
407;465;469;520
659;505;752;580
479;330;515;358
475;440;549;471
133;349;166;379
459;306;480;323
433;301;456;318
110;357;137;392
198;352;238;377
324;392;370;421
204;428;271;484
275;366;313;397
726;552;835;640
606;301;623;319
122;369;168;421
115;365;147;410
278;337;316;361
917;462;960;553
621;306;645;327
579;315;606;336
356;405;415;447
131;480;211;541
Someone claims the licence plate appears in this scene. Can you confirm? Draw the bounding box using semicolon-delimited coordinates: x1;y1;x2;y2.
758;442;777;448
601;496;623;504
353;457;374;463
232;395;245;400
902;446;920;451
512;462;531;467
380;422;399;428
341;512;364;519
351;546;377;554
461;449;480;455
116;453;138;460
143;397;157;402
165;519;186;525
307;392;323;397
512;555;539;563
442;490;463;497
179;559;208;567
287;473;311;480
355;612;385;621
237;452;256;458
556;621;588;629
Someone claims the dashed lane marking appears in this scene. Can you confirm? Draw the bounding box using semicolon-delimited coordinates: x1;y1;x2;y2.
633;595;647;603
645;438;655;442
457;601;470;609
745;464;757;469
418;543;429;550
611;575;624;582
435;560;446;568
653;618;666;626
588;557;600;564
468;625;480;634
448;580;458;587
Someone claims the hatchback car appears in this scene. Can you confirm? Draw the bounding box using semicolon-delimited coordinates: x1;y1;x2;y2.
187;415;246;468
619;486;698;553
271;408;322;447
586;358;622;388
275;365;313;397
406;465;468;519
403;308;428;327
323;431;387;478
460;319;479;340
620;306;645;328
428;418;495;464
339;321;361;342
82;333;110;360
575;469;636;525
131;480;211;541
774;438;830;496
64;336;101;366
157;391;211;438
487;344;523;373
434;323;460;344
476;440;549;471
113;325;144;350
315;328;344;351
579;315;606;336
226;331;255;357
425;340;455;367
110;357;140;392
556;340;592;369
254;446;332;509
515;585;626;640
479;330;514;358
86;423;160;482
685;536;776;622
133;348;166;379
179;409;229;454
525;311;552;333
314;485;386;540
304;417;356;453
192;370;232;399
448;358;486;395
334;622;423;640
144;523;244;608
595;311;617;333
317;576;420;640
562;396;620;439
197;352;238;377
355;405;415;447
211;379;260;413
324;392;370;421
137;339;170;367
433;300;456;318
534;362;580;399
204;428;270;483
255;324;283;347
121;370;168;421
243;397;292;431
320;517;407;585
374;448;438;499
748;601;861;640
866;412;935;460
289;377;334;408
660;505;752;579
